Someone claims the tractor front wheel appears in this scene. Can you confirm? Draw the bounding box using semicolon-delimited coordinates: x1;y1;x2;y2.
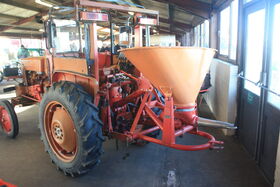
0;71;3;83
39;81;104;176
0;100;19;138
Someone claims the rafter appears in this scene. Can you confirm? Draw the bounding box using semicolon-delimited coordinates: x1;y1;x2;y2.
0;32;43;39
0;25;40;32
156;0;211;11
159;17;192;30
153;0;211;19
213;0;227;9
158;29;184;36
0;13;22;20
159;26;186;35
51;0;66;3
0;0;43;12
0;11;48;33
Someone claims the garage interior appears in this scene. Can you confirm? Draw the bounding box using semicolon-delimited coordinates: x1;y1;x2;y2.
0;0;279;187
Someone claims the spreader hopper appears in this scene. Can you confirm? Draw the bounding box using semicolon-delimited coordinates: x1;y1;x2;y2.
122;47;216;107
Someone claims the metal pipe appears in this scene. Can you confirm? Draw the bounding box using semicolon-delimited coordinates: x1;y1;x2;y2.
145;25;150;47
197;117;237;130
136;126;160;138
110;18;114;65
174;125;194;137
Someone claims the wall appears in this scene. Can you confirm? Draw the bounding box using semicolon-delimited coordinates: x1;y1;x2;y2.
150;35;176;47
204;59;239;134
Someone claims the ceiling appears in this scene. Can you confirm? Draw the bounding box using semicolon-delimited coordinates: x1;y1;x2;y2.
0;0;227;38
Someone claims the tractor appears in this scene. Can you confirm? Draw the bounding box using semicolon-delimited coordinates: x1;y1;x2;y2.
0;0;236;176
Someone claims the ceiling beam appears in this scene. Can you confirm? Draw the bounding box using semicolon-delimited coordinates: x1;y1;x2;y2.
0;25;40;32
0;32;43;39
0;13;22;20
159;17;192;30
0;0;43;12
80;1;159;16
159;26;186;35
172;0;211;11
158;29;171;34
213;0;227;9
0;11;48;33
51;0;66;3
158;29;183;37
153;0;211;19
155;0;211;11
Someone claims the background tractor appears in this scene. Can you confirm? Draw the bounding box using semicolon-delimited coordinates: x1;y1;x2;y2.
0;0;236;176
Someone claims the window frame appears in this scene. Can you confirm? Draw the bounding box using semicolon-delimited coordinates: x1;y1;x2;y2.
194;20;209;48
217;0;239;64
52;19;82;55
266;1;280;109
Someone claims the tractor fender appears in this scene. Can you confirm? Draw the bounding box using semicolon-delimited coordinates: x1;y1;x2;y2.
52;71;99;97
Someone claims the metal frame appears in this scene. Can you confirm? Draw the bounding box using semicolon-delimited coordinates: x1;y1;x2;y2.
78;0;159;17
100;72;224;151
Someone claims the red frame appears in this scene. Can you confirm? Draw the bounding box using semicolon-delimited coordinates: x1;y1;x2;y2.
0;179;17;187
101;73;224;151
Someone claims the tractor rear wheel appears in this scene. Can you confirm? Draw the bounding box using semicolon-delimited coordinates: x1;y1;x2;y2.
39;81;104;176
0;100;19;138
0;71;3;83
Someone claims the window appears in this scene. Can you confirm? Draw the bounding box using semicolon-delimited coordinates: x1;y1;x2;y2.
194;20;209;47
219;0;239;60
53;19;80;53
268;3;280;109
194;24;201;47
219;7;230;55
229;0;238;59
201;20;209;47
244;9;265;95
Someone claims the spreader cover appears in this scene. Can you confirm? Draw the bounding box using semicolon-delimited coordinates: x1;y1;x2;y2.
121;47;216;107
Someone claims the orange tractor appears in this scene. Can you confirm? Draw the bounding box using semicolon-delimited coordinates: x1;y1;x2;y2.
0;0;236;176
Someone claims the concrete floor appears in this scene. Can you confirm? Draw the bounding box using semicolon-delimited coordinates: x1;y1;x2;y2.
0;81;270;187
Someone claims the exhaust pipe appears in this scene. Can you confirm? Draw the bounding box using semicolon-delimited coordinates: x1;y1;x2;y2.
197;117;237;130
3;86;16;93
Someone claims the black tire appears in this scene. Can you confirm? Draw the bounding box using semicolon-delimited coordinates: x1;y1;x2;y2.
0;100;19;138
0;71;3;83
39;81;104;177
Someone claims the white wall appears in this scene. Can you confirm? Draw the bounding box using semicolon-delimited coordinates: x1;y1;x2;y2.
204;59;239;135
150;35;176;47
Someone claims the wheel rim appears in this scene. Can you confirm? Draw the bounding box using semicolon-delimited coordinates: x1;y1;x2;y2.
0;106;12;133
44;101;77;162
